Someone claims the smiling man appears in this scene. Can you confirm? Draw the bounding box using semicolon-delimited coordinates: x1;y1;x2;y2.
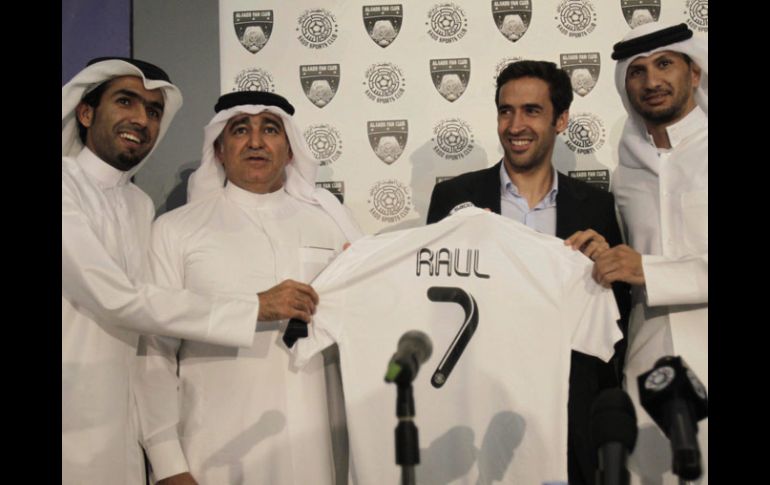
604;23;708;484
426;60;630;485
62;59;278;485
133;91;362;485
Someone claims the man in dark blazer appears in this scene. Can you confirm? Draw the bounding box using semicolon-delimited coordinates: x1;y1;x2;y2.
427;60;630;485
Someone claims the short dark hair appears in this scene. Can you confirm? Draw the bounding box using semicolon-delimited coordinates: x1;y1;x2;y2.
76;79;114;144
495;60;573;123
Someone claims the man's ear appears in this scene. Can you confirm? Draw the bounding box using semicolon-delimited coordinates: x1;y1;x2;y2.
690;62;702;89
76;102;94;129
555;109;569;134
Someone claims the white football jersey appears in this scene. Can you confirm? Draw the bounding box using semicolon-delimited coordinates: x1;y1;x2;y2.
293;207;621;484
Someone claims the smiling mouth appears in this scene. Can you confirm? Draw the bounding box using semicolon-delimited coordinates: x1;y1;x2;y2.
507;138;533;151
119;132;143;145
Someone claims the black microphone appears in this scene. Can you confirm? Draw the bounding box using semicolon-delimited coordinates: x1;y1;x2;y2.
590;388;638;485
637;356;708;481
384;330;433;385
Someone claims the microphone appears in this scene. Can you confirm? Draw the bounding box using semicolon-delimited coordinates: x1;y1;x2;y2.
637;356;708;481
590;388;637;485
384;330;433;385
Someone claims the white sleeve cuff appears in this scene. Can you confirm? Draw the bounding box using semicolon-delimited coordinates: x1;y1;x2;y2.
642;254;708;306
207;294;260;348
146;439;190;482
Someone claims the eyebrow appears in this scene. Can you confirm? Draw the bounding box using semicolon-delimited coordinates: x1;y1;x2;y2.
114;89;165;113
498;102;543;111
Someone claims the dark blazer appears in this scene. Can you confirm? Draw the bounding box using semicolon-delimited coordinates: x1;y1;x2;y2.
427;162;630;485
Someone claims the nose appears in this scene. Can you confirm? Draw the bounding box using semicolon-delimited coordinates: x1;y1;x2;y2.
248;129;264;149
644;69;664;90
128;105;149;127
506;111;527;134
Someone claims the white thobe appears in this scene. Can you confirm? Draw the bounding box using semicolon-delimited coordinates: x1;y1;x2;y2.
613;107;708;484
62;148;259;485
135;182;348;484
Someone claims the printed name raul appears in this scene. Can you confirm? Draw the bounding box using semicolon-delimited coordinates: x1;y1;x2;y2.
416;248;490;278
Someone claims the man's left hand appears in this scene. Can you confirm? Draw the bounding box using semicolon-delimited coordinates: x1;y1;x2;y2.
565;229;610;261
592;244;645;288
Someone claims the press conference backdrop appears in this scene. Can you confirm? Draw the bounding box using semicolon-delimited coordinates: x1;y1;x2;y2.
129;1;706;232
216;0;706;235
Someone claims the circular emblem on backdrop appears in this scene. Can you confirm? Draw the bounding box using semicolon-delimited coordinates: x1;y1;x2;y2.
426;3;468;43
555;0;597;38
432;119;474;160
368;179;412;223
492;56;524;88
644;366;675;392
562;113;606;155
297;9;339;48
233;68;275;92
364;63;406;103
304;124;343;166
685;0;708;32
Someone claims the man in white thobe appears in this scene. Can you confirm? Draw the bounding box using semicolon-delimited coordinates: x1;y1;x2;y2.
134;91;362;485
573;23;707;483
62;58;273;485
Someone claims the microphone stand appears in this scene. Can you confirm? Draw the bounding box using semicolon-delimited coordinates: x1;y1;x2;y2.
395;380;419;485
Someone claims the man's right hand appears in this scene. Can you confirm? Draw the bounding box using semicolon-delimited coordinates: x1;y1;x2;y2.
157;472;198;485
258;279;319;322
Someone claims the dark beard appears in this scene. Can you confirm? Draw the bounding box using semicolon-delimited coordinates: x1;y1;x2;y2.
636;104;685;125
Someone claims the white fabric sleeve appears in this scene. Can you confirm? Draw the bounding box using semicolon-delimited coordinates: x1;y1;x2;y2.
134;335;190;482
62;182;258;347
565;253;622;362
642;252;708;306
133;219;193;481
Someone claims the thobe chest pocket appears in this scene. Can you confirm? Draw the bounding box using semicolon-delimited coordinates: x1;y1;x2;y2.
681;191;708;254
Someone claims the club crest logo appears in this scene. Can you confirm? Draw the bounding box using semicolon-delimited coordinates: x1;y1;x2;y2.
560;52;600;97
304;124;343;166
232;68;275;92
431;58;470;102
368;120;408;165
491;0;532;42
555;0;597;38
562;113;606;155
432;119;475;160
316;181;345;203
620;0;659;28
568;169;610;192
364;63;406;103
300;64;340;108
426;3;468;43
363;5;403;47
368;179;412;223
297;9;339;49
233;11;273;54
684;0;708;32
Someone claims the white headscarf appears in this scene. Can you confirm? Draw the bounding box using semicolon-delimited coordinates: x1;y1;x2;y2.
62;58;183;178
613;22;708;170
187;103;363;242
